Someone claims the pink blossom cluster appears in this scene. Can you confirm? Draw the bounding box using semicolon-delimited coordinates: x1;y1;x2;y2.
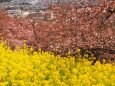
0;0;115;62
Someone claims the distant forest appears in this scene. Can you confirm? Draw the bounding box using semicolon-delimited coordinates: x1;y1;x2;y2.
0;0;11;3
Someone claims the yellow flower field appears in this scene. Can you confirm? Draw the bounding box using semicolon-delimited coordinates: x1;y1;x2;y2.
0;43;115;86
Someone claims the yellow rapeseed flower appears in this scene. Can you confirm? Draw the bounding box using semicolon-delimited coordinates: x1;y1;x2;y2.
0;42;114;86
